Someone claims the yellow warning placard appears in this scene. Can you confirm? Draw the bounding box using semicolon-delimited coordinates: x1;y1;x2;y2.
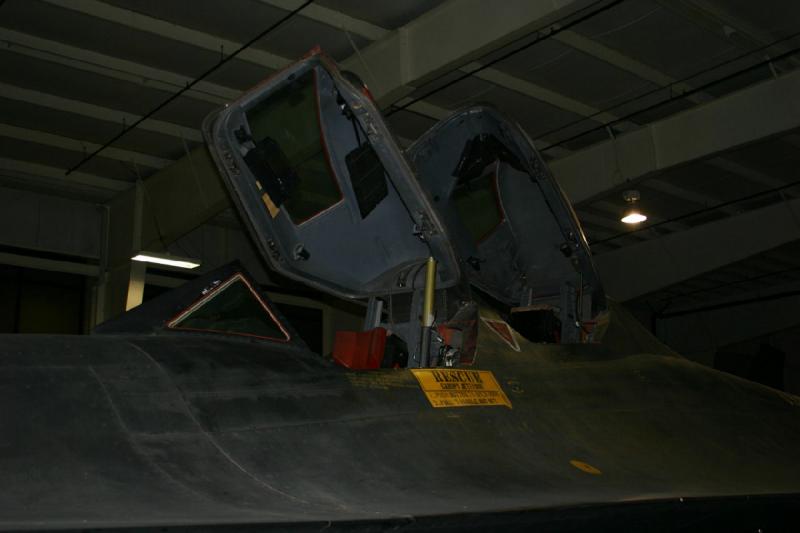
411;369;512;409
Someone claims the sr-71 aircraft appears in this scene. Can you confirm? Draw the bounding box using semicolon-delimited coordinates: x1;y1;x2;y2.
2;49;799;532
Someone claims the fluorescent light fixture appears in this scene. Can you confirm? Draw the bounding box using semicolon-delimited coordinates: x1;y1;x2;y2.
621;211;648;224
131;251;201;270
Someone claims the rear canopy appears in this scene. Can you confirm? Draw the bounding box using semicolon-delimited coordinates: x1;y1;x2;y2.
408;106;604;316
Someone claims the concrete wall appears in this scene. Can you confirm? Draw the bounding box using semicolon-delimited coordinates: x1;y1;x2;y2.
0;185;101;258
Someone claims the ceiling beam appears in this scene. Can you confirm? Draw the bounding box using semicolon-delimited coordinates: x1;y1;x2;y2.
552;30;709;104
0;29;456;158
463;63;630;126
0;24;452;149
40;0;290;70
256;0;388;41
0;58;563;175
25;0;566;147
0;82;202;142
340;0;591;105
657;0;800;68
322;0;623;143
30;0;618;142
401;99;572;156
0;28;237;105
269;0;631;127
706;157;786;189
0;250;99;277
593;195;800;302
550;67;800;205
644;179;740;216
340;0;635;129
0;123;173;170
0;157;129;192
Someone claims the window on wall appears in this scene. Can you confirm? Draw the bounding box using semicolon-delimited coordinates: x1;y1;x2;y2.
167;274;290;342
244;69;342;224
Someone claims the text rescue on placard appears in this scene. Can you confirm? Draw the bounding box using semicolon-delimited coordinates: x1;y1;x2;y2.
411;369;512;408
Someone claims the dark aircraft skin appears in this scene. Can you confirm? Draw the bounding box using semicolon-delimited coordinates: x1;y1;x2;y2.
3;49;800;531
2;264;800;532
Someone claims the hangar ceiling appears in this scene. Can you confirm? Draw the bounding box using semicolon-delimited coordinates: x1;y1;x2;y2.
1;0;799;352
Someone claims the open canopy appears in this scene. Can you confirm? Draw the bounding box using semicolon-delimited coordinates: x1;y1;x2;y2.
203;50;460;301
409;106;605;316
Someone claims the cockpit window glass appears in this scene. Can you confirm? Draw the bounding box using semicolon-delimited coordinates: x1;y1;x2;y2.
244;69;341;224
452;172;504;242
167;274;290;341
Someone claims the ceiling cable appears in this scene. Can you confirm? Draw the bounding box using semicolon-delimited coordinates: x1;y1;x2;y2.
384;0;628;117
65;0;315;176
542;42;800;152
536;28;800;145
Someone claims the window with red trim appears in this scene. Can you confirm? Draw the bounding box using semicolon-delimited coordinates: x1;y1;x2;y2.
167;274;290;342
245;69;341;224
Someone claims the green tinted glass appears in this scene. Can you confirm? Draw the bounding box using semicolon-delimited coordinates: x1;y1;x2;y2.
452;173;503;242
246;70;340;223
171;277;288;340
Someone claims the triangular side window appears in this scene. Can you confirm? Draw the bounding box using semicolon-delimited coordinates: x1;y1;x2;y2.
167;273;290;342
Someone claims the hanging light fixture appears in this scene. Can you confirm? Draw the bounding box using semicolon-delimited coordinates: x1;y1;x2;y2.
620;189;647;224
